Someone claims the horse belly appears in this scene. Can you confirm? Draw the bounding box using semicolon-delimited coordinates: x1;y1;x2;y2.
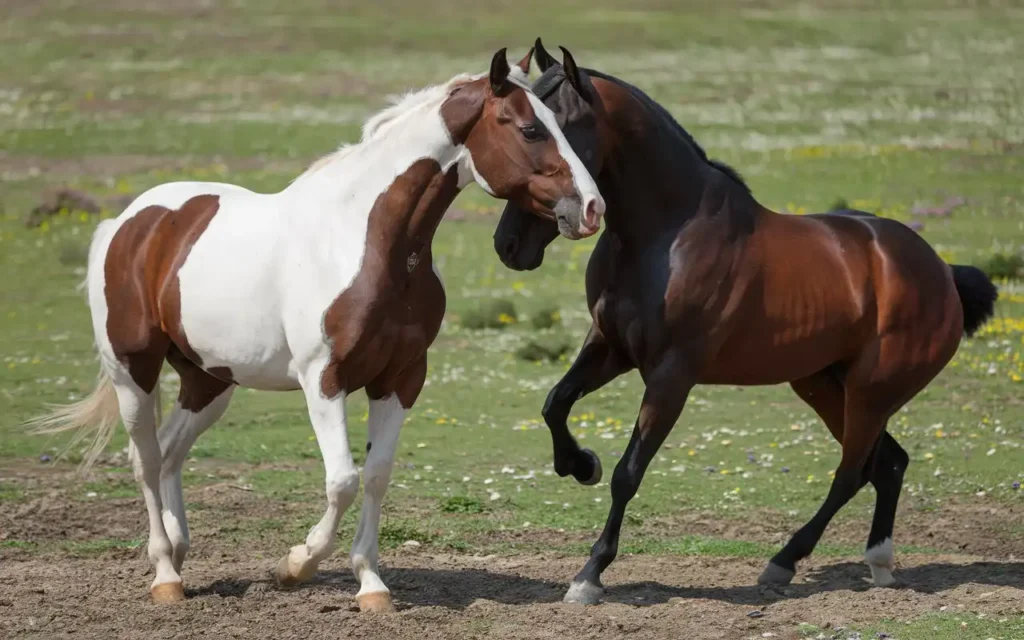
176;204;299;391
700;300;858;386
700;337;847;386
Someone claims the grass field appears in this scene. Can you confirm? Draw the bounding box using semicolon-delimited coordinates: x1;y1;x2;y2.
2;1;1024;638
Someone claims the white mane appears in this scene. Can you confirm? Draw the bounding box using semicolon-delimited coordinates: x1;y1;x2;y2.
294;66;532;182
360;72;477;142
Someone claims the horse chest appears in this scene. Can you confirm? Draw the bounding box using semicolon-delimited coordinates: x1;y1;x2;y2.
588;244;674;370
319;263;446;399
592;288;648;367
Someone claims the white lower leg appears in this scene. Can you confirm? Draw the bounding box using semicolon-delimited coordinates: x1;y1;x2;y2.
161;484;189;574
864;537;895;587
159;409;191;573
158;390;232;574
279;386;358;586
351;395;404;608
564;580;604;605
279;488;356;584
118;386;181;595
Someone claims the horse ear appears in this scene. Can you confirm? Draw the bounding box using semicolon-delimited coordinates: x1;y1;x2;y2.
515;47;534;76
560;46;592;103
489;47;511;94
534;37;558;72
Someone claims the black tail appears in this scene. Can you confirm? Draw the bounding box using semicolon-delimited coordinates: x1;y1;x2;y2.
951;265;998;337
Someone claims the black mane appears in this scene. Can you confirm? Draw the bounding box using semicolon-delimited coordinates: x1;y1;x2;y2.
582;68;750;194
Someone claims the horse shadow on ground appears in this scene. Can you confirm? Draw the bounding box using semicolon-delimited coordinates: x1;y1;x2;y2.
197;560;1023;610
598;561;1024;608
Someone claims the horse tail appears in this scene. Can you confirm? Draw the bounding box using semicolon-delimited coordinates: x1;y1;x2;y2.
27;218;140;472
26;371;122;471
950;264;998;337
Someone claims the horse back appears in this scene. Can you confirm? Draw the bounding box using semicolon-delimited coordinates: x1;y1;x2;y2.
691;209;956;385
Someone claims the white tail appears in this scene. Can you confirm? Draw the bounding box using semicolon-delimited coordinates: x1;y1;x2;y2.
25;370;122;471
25;217;162;472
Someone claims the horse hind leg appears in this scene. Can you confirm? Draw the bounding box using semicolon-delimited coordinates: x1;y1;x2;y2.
772;368;903;587
863;432;909;587
760;369;856;585
106;344;187;602
159;350;234;574
762;395;886;586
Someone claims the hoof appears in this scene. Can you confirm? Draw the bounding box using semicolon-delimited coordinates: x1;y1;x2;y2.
576;449;603;486
757;562;795;586
356;591;396;613
275;553;316;588
150;581;186;603
563;580;603;605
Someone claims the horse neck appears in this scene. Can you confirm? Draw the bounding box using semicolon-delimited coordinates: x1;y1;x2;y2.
595;87;711;247
284;103;464;256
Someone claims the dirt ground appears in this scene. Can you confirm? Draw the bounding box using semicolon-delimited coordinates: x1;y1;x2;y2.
2;466;1024;640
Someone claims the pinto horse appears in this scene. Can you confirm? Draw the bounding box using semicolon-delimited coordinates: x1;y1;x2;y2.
494;40;998;605
29;48;604;611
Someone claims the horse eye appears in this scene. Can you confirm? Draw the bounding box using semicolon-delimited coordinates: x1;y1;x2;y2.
520;124;546;142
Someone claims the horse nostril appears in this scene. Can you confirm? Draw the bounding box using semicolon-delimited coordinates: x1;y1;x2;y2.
503;237;519;260
583;196;604;230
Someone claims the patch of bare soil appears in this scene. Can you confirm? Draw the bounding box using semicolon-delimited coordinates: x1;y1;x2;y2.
2;464;1024;639
2;550;1023;640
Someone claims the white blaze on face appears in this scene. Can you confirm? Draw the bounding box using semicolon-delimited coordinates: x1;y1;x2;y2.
457;147;494;194
523;89;605;231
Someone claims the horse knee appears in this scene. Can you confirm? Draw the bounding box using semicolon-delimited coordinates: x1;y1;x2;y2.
327;470;360;507
542;384;577;424
874;433;909;482
889;439;909;474
362;459;392;496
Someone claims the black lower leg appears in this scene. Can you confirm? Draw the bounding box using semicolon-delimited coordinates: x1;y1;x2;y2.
571;434;642;589
542;329;631;483
767;465;865;574
866;431;908;551
567;372;690;602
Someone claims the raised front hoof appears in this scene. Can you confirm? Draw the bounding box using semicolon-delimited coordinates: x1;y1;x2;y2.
868;564;897;588
275;554;316;589
563;580;604;605
573;449;603;486
150;581;186;603
757;562;795;586
356;591;396;613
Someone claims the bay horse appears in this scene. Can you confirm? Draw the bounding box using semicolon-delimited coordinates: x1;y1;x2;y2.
494;39;998;605
29;48;604;611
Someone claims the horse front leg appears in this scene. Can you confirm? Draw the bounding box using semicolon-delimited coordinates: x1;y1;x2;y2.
541;325;632;485
277;366;360;588
564;358;693;604
349;358;426;613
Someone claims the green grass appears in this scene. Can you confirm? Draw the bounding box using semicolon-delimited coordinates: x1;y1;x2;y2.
800;613;1024;640
0;0;1023;635
3;0;1024;544
62;538;144;557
